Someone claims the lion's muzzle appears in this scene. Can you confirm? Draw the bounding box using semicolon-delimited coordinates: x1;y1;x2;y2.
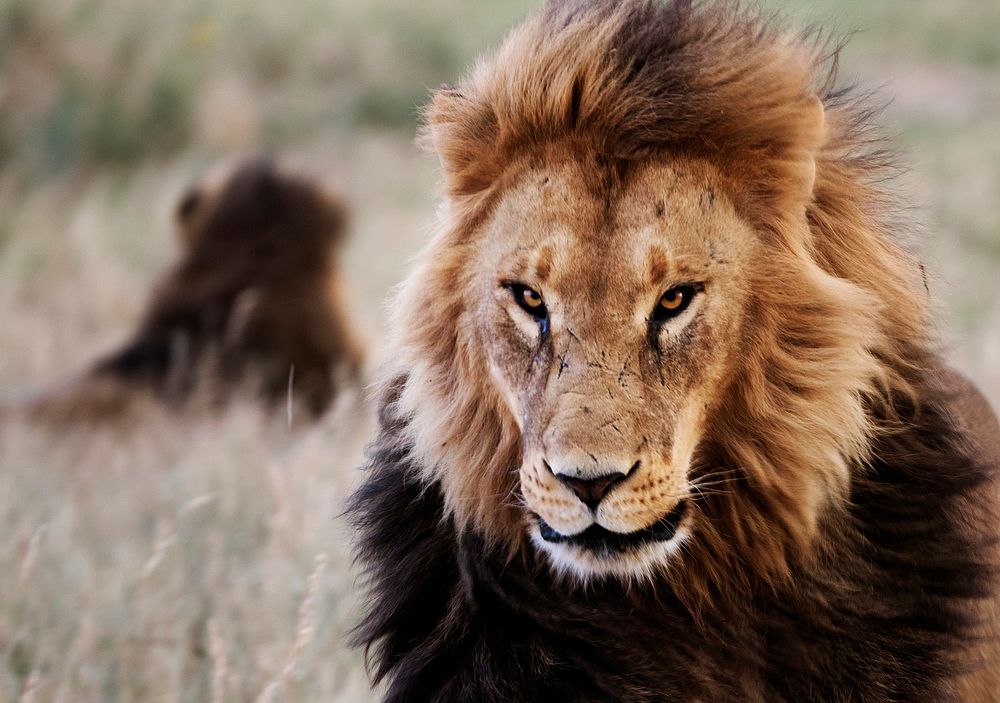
526;454;690;556
536;498;688;554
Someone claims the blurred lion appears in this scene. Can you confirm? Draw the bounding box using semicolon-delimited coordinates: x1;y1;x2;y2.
4;157;364;425
349;1;1000;701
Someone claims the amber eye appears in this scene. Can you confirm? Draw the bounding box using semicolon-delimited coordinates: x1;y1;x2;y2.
652;285;697;322
508;284;548;321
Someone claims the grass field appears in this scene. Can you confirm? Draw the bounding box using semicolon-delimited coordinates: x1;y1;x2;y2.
1;1;997;701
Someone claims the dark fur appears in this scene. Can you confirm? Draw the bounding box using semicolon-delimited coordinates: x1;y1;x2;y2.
94;157;361;416
350;365;994;702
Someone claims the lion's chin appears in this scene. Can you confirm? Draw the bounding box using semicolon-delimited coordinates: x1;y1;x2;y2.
529;502;692;582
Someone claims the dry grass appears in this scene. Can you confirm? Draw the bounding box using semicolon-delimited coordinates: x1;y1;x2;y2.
0;0;997;701
0;395;375;702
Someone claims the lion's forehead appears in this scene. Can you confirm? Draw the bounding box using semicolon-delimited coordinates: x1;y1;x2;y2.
485;156;750;300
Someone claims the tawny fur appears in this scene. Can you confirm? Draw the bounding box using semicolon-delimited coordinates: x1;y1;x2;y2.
351;1;1000;701
3;158;364;425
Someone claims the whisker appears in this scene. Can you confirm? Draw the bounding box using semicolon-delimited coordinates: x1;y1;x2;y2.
690;467;747;483
688;478;742;491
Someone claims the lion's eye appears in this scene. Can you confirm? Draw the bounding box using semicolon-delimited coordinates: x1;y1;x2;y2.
509;284;548;321
652;285;697;322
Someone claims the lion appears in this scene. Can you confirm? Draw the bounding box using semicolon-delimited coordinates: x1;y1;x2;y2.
5;157;364;425
349;1;1000;701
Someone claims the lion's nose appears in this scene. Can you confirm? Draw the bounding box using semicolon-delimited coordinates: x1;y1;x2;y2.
558;474;624;510
545;461;639;510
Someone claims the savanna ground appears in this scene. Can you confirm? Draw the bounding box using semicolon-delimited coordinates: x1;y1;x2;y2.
0;0;997;700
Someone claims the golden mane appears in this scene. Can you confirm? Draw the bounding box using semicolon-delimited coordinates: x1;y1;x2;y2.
381;0;933;596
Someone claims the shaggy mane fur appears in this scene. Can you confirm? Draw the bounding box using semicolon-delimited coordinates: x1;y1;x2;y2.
350;1;1000;701
352;382;994;702
390;0;932;561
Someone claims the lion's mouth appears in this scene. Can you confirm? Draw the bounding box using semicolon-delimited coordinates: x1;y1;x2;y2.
536;500;688;554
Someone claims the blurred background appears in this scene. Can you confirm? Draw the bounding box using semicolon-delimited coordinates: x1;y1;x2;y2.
0;0;997;700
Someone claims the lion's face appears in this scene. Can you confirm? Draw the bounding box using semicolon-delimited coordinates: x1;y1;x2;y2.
387;0;912;596
469;154;760;579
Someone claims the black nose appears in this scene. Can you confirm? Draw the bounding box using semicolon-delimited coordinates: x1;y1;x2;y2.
556;472;629;510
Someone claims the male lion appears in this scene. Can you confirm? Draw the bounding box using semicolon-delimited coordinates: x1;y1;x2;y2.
350;1;1000;701
5;158;363;425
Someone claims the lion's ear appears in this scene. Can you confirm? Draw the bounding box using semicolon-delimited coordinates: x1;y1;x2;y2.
779;93;826;209
421;85;501;199
176;187;201;227
174;186;205;251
